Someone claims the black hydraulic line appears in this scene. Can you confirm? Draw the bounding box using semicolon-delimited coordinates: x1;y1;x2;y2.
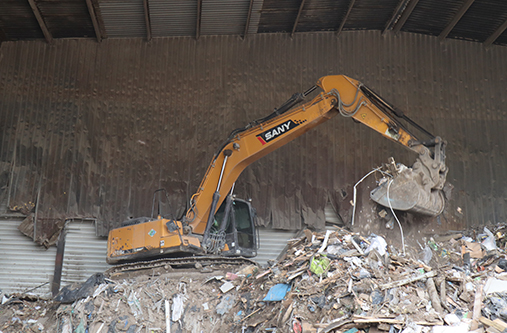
202;191;220;247
398;112;435;140
218;193;233;234
202;149;232;247
214;86;316;159
360;85;435;140
303;85;318;97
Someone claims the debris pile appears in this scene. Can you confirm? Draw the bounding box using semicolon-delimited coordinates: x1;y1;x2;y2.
3;225;507;333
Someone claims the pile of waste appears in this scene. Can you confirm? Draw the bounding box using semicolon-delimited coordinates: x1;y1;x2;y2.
3;224;507;333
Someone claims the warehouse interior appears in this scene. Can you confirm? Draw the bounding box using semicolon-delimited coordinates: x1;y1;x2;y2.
1;0;507;296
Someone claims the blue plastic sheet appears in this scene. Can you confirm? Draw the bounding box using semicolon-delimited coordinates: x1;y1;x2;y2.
263;283;291;301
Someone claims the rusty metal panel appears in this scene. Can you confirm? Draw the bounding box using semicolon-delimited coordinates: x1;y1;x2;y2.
0;32;506;238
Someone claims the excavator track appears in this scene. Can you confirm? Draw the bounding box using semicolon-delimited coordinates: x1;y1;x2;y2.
106;256;258;276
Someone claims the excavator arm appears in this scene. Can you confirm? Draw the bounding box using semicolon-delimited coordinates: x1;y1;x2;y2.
107;75;447;264
188;75;446;235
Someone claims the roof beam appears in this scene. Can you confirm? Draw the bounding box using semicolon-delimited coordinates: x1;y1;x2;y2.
85;0;102;42
291;0;306;37
383;0;410;34
438;0;475;41
336;0;356;37
143;0;152;41
243;0;254;39
196;0;203;40
392;0;419;34
27;0;53;43
484;18;507;47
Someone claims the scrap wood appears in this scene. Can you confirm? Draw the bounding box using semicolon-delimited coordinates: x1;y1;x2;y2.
287;263;308;279
352;316;443;326
241;307;263;322
446;296;461;308
339;249;361;258
471;284;483;330
165;299;170;333
255;269;271;279
391;255;409;265
351;238;364;255
379;270;437;290
436;277;449;311
322;319;354;333
287;270;305;281
280;302;294;326
480;317;507;332
318;230;334;253
303;229;313;242
493;319;507;330
435;234;463;242
313;315;348;329
426;277;443;314
413;259;432;271
283;255;307;268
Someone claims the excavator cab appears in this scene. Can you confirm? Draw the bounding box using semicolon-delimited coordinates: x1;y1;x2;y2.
212;198;258;257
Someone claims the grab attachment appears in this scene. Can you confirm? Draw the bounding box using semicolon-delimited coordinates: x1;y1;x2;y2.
370;138;448;217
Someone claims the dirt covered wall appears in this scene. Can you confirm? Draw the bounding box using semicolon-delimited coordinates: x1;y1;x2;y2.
1;31;506;239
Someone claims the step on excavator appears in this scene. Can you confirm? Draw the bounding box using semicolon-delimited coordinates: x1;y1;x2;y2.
106;75;448;267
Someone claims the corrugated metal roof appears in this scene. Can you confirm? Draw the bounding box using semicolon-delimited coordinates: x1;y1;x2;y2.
295;0;350;33
344;0;401;31
0;0;506;46
450;0;507;43
257;0;301;33
201;0;250;36
0;1;44;40
99;0;147;38
149;0;197;37
37;0;96;38
403;0;462;36
246;0;264;35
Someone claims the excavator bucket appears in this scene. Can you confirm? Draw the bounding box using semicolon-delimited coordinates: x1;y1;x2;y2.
370;140;448;218
369;167;445;217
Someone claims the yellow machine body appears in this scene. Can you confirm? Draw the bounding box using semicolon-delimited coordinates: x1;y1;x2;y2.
107;75;447;264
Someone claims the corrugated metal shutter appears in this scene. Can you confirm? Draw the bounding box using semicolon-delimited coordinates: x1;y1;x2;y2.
61;220;109;286
0;217;56;297
255;227;298;267
325;201;343;225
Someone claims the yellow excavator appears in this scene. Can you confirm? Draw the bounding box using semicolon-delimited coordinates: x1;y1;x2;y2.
107;75;447;265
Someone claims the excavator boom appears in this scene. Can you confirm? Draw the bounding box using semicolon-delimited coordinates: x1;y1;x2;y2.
107;75;447;264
